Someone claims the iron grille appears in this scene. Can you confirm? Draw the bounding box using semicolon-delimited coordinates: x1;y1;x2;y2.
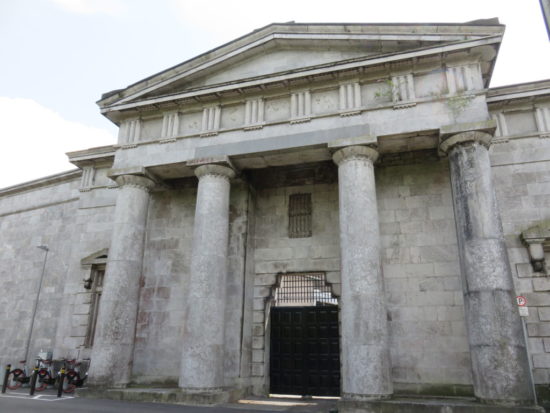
288;193;312;238
274;273;337;306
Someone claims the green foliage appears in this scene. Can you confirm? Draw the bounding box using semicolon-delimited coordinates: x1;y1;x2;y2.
446;94;475;116
374;79;395;100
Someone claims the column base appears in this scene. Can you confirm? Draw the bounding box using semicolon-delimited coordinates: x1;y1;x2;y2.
338;397;544;413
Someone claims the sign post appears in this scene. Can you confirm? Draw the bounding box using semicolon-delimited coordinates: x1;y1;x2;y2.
516;296;528;317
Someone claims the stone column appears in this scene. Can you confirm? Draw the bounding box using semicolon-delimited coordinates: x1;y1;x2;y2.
88;174;155;387
332;145;393;400
179;164;235;391
440;127;536;405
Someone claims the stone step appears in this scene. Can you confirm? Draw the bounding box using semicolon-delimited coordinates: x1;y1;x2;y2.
77;386;244;405
77;389;546;413
338;396;545;413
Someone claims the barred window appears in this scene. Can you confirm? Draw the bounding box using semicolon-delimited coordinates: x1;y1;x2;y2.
274;273;337;307
84;265;105;348
288;193;312;238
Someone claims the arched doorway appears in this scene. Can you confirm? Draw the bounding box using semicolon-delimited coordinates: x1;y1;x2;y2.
269;272;340;396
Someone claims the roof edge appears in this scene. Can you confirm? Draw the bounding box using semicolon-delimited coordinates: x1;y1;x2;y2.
67;144;116;168
488;78;550;101
99;35;503;117
0;169;81;197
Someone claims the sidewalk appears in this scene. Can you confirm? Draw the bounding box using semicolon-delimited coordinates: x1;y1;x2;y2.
78;385;338;411
222;396;338;412
0;389;338;413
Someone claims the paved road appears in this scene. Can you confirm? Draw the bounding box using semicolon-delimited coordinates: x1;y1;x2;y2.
0;390;337;413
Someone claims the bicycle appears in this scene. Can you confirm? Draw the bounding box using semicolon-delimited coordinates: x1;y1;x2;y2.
64;359;89;393
35;358;57;391
5;358;49;391
6;357;88;393
6;360;31;390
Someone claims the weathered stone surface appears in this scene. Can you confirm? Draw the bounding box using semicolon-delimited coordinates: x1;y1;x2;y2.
444;134;535;404
524;293;550;307
339;397;544;413
179;164;234;391
2;21;550;410
333;145;393;399
88;174;155;387
78;386;247;405
527;323;550;337
533;278;550;291
539;308;550;321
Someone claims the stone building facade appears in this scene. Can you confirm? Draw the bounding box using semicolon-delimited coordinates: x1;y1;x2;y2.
1;21;550;410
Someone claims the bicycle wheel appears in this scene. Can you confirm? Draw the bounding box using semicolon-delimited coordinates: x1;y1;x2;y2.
6;369;24;390
63;371;78;393
35;369;50;391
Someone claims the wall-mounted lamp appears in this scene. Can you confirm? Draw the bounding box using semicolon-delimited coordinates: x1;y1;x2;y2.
83;278;93;290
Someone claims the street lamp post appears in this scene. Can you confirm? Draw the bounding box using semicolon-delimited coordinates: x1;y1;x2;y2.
23;245;49;363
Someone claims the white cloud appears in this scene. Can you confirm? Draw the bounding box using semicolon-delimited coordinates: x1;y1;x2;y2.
169;0;299;41
0;97;115;189
50;0;125;16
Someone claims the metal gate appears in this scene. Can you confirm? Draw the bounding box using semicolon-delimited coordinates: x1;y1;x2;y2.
270;306;340;396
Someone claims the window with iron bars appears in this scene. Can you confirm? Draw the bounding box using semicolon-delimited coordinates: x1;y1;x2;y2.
273;273;337;307
288;193;312;238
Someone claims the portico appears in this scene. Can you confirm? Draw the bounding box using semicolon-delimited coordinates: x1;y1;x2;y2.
80;20;544;411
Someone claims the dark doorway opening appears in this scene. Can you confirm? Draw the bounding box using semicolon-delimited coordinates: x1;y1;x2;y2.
269;273;340;396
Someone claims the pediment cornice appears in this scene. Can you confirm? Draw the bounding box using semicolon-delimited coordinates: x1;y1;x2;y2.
98;22;504;122
102;37;502;123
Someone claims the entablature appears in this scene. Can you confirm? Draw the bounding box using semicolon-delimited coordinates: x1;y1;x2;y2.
93;20;508;184
488;80;550;141
106;64;490;166
67;145;116;192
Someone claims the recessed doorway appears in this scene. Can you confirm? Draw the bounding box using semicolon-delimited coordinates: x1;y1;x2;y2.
269;273;340;396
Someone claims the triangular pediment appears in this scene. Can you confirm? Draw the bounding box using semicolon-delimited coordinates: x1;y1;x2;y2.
81;248;109;265
138;39;450;101
98;20;504;115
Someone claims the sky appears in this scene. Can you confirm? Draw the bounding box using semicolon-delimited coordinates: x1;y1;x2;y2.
0;0;549;189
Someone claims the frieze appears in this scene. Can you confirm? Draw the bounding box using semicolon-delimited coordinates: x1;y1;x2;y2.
115;69;490;148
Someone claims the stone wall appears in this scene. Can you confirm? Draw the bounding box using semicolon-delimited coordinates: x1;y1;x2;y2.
490;135;550;387
55;189;116;358
0;176;81;367
52;166;117;359
0;166;121;367
377;159;472;393
131;186;196;384
0;95;548;396
249;159;472;395
131;181;251;386
250;182;341;393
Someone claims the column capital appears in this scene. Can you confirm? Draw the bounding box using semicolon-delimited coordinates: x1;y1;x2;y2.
332;145;379;166
114;174;156;192
439;131;493;154
439;120;496;154
194;164;235;180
